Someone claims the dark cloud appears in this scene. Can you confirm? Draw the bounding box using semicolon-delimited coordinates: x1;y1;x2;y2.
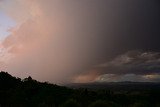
74;50;160;83
98;51;160;75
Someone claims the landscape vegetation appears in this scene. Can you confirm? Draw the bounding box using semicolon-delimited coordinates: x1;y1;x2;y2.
0;71;160;107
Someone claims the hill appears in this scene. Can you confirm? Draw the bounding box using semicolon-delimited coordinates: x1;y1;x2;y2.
68;82;160;91
0;71;160;107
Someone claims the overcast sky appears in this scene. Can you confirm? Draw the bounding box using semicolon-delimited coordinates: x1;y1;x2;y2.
0;0;160;84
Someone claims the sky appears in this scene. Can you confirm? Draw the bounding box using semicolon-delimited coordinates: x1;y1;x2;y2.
0;0;160;84
0;11;15;41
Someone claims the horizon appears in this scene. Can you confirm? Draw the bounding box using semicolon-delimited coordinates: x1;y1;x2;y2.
0;0;160;84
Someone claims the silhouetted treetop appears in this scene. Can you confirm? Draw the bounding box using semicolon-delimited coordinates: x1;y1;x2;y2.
23;76;33;81
0;71;21;90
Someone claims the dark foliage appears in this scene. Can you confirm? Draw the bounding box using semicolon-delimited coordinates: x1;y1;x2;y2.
0;71;160;107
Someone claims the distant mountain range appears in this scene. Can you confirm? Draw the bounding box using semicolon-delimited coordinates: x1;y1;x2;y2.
67;82;160;91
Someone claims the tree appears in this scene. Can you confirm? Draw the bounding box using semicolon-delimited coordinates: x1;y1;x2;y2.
23;76;33;81
0;71;21;90
89;100;119;107
61;99;80;107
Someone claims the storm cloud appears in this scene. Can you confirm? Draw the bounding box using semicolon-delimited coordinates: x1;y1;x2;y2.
99;51;160;75
0;0;160;84
75;51;160;82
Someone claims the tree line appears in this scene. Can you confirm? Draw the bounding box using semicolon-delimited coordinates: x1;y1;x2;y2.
0;71;160;107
